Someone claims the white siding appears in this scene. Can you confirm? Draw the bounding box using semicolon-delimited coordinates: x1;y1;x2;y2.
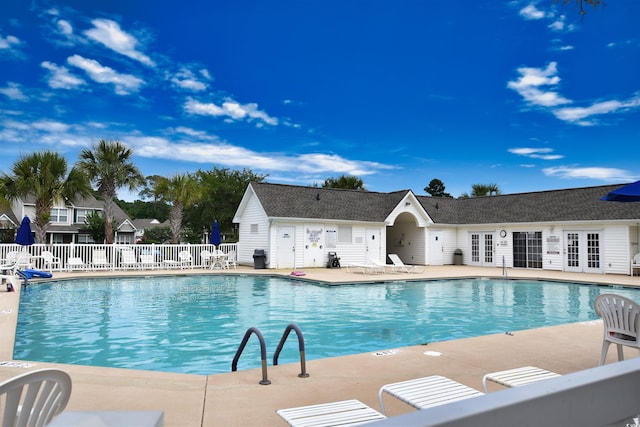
603;225;631;275
237;195;270;266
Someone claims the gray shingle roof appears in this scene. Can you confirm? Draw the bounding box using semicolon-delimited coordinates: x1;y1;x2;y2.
417;184;640;224
250;182;408;222
251;182;640;225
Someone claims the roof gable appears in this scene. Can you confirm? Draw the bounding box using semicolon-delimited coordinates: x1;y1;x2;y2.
249;182;410;222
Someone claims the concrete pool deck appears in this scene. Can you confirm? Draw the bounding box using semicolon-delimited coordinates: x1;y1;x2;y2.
1;266;639;426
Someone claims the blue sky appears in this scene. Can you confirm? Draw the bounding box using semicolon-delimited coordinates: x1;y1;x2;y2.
0;1;638;200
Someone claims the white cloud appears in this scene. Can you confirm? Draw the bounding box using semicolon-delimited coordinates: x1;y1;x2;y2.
84;18;155;67
128;135;393;176
57;19;73;36
0;82;28;101
41;61;87;90
507;62;572;107
0;33;21;49
508;147;564;160
170;67;211;92
67;54;144;95
543;166;636;181
184;97;279;126
520;4;546;20
508;63;640;125
553;95;640;125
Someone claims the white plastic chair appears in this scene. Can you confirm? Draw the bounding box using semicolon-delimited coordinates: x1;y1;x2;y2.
178;251;193;269
594;293;640;365
632;253;640;276
225;250;237;269
41;251;61;271
119;248;138;270
91;249;110;271
0;368;72;427
200;250;212;268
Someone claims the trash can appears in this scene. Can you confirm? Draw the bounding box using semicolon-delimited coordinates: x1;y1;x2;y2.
253;249;267;269
326;252;341;268
453;249;463;265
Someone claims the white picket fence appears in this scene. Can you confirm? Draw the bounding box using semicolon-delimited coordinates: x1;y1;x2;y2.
0;243;238;272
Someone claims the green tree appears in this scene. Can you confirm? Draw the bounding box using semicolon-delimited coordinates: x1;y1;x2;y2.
471;183;502;197
82;210;107;243
154;173;202;244
77;140;145;244
322;175;366;190
186;167;267;241
0;151;92;243
424;178;452;197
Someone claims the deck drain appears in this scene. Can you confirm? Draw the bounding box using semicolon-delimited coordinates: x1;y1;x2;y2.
0;361;36;368
373;350;397;357
424;351;443;357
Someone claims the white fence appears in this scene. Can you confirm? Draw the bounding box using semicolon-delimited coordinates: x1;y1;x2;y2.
0;243;238;272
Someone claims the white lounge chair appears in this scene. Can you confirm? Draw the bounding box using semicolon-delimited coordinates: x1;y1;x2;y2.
66;257;86;271
277;399;386;426
119;248;138;270
0;368;72;427
346;262;385;274
378;375;484;415
91;249;110;270
594;293;640;365
42;250;61;271
370;258;395;273
632;253;640;276
139;253;156;270
388;254;424;273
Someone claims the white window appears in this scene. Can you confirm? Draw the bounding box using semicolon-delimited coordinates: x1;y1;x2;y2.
115;234;132;245
50;208;68;223
76;209;94;224
77;234;95;244
338;226;352;244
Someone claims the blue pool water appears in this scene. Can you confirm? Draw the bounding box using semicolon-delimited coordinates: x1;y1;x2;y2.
14;275;640;375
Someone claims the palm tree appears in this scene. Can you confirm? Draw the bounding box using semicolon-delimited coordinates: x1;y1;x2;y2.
0;151;92;243
77;140;144;244
154;173;202;244
471;183;502;197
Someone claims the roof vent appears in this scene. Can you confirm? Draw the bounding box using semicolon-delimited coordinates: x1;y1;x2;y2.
316;193;320;201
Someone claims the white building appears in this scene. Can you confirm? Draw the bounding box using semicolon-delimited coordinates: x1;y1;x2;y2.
233;182;640;275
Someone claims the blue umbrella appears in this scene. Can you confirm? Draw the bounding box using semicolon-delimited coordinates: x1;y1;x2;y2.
210;220;221;247
600;180;640;202
15;216;35;246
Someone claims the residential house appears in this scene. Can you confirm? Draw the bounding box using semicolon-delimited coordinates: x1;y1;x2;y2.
10;195;136;244
233;182;640;275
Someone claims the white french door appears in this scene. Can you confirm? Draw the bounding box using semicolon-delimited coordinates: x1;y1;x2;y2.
563;231;602;273
470;232;495;267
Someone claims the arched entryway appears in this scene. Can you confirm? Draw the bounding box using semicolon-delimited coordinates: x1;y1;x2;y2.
386;212;425;265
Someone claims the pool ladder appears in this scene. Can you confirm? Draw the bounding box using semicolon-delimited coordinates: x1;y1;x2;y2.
231;323;309;385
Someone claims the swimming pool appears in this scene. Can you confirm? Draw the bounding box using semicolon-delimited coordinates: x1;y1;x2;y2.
14;275;640;375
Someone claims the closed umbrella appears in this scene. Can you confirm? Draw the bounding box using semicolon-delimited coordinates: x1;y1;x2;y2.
210;220;221;248
15;216;34;246
600;180;640;202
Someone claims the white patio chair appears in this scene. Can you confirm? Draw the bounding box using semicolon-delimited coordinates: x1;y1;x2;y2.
0;368;72;427
139;253;156;270
178;251;193;269
66;257;87;271
41;250;61;271
91;249;110;271
388;254;424;273
594;293;640;365
224;250;237;269
200;250;212;268
119;248;138;270
632;253;640;276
